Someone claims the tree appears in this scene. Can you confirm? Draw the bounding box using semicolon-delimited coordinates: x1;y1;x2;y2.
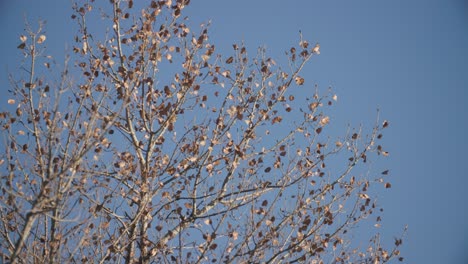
0;1;404;263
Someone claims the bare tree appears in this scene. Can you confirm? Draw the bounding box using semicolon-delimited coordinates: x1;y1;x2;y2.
0;1;404;263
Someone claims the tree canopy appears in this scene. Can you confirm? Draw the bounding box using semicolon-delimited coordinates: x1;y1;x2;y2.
0;1;404;263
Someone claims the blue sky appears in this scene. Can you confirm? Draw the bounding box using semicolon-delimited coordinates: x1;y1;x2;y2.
1;1;468;263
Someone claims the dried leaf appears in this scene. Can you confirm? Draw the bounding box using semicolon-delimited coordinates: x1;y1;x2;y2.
320;116;330;126
82;42;88;54
8;99;15;104
20;35;27;42
312;43;320;54
201;54;210;62
395;238;402;246
37;35;46;44
221;70;230;78
295;76;305;85
206;163;213;172
271;116;282;124
383;120;389;128
231;231;238;240
309;102;319;110
359;193;369;199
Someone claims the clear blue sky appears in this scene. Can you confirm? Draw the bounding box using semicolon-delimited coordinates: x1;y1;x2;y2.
1;1;467;263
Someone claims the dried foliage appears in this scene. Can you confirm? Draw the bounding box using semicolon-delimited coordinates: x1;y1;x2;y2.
0;1;404;263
